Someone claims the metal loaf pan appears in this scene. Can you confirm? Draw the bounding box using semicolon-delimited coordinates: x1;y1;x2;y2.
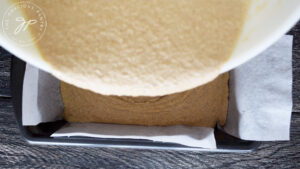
10;56;260;152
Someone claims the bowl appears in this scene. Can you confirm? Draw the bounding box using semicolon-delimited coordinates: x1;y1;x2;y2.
221;0;300;72
1;0;300;77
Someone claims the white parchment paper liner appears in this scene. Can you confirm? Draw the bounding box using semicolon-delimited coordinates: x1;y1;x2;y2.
223;35;293;141
22;35;293;148
23;66;216;149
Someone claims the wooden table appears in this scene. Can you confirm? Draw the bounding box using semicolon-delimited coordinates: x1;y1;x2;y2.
0;22;299;168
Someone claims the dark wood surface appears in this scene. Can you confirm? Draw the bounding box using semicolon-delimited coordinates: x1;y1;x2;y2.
0;47;11;98
0;22;299;168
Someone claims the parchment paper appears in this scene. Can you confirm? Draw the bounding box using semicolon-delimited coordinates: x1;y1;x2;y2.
52;123;216;148
22;35;293;148
22;65;216;149
22;65;63;125
223;35;293;141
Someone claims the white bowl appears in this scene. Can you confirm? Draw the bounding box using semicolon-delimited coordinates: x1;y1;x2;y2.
221;0;300;72
0;0;300;75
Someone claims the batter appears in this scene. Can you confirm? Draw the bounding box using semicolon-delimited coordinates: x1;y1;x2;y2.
61;73;229;127
19;0;250;96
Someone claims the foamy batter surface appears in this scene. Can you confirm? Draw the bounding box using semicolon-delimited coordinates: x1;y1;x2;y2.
21;0;249;96
61;73;229;127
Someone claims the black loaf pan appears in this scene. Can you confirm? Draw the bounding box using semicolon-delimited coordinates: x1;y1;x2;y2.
10;56;260;152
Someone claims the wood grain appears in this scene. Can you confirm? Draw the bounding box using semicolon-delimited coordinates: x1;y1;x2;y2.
288;22;300;112
0;47;11;98
0;101;299;168
0;18;299;169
